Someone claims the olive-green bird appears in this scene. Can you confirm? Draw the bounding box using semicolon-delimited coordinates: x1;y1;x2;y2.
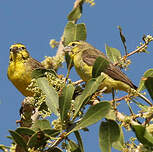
65;41;152;105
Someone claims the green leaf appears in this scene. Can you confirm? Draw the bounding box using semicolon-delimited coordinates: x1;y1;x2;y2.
64;22;86;69
65;52;74;69
105;109;116;120
27;131;48;149
99;120;120;152
36;77;59;116
73;75;106;120
92;56;110;78
59;84;75;124
76;24;87;42
32;68;57;79
145;77;153;101
63;22;86;46
43;128;60;137
9;130;28;152
138;69;153;92
132;125;153;147
72;102;111;131
112;126;124;151
67;140;81;152
16;127;35;136
0;145;10;151
74;131;84;152
118;26;127;54
31;119;51;132
105;44;121;63
67;1;83;21
6;136;13;141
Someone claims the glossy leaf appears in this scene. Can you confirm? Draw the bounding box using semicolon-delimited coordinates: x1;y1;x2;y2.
105;109;116;120
72;102;111;131
105;44;121;63
138;69;153;91
112;125;124;151
37;77;59;116
43;128;60;137
67;140;81;152
74;131;84;152
59;84;75;124
0;145;10;151
63;22;86;46
32;68;57;79
67;1;83;21
73;75;106;120
92;56;110;78
75;24;87;42
145;77;153;101
16;127;35;136
9;130;28;152
65;52;74;69
27;131;48;149
99;120;120;152
132;125;153;147
31;119;51;132
31;121;60;137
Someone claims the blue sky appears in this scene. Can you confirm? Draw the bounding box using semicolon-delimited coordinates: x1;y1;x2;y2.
0;1;153;151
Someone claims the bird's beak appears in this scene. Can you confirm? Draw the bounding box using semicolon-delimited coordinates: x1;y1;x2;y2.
63;46;72;53
10;47;19;54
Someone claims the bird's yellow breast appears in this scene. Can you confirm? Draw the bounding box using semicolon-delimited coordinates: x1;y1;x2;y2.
7;60;33;96
73;51;92;81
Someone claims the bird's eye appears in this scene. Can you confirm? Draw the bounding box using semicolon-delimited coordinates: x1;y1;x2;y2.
71;43;76;46
21;47;25;50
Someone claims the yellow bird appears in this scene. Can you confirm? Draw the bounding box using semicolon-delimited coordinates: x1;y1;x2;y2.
7;43;44;96
65;41;152;105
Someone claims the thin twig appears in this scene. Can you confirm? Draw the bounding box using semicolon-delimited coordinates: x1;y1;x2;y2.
56;36;65;56
73;79;84;85
116;111;139;126
114;42;148;66
124;42;148;58
64;59;72;83
74;0;83;8
144;113;153;125
110;95;129;102
51;133;67;148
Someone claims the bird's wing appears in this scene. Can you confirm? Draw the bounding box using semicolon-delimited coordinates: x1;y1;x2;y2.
105;64;137;89
82;48;137;89
26;57;44;71
82;48;107;66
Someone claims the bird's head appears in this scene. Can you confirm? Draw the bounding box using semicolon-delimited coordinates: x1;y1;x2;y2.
9;43;30;62
64;41;87;58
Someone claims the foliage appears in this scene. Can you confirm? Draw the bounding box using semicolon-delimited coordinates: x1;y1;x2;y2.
2;1;153;152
